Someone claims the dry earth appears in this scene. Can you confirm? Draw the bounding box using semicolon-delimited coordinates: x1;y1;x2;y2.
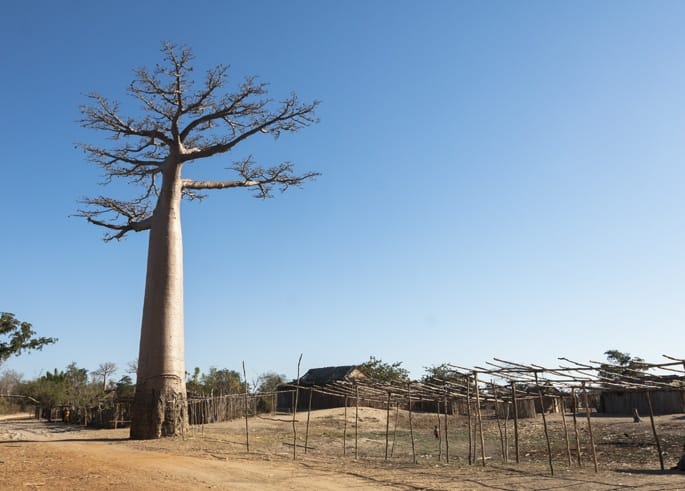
1;409;685;490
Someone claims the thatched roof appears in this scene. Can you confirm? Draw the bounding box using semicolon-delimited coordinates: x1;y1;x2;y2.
298;365;365;385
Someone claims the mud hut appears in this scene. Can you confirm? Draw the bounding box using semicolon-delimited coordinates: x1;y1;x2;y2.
277;365;366;412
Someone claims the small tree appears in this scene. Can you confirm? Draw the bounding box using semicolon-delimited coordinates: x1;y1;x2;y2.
200;367;244;395
21;369;68;419
0;370;23;413
77;43;319;439
92;362;118;392
115;375;135;398
423;363;471;385
358;356;410;382
255;371;285;413
0;313;57;366
186;366;202;394
599;349;647;386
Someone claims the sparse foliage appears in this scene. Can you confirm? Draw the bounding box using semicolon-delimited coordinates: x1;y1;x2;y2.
256;371;285;393
76;42;319;241
422;363;469;384
115;375;135;398
0;313;57;365
255;371;285;413
359;356;410;382
599;349;647;386
200;367;245;395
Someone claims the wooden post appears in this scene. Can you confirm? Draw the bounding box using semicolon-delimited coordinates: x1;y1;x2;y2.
559;396;571;466
242;361;250;452
343;396;348;456
436;400;442;462
511;381;520;464
473;372;486;466
571;388;582;466
581;382;598;472
385;391;391;461
304;388;313;454
467;376;473;465
443;392;450;464
391;401;399;458
645;390;665;470
534;372;554;476
408;385;416;464
292;354;302;460
503;401;509;463
355;384;359;460
491;381;506;462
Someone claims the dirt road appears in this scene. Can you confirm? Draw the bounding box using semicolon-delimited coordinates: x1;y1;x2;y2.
2;412;685;490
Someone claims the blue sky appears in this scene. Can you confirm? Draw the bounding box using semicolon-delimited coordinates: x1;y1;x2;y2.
1;1;684;383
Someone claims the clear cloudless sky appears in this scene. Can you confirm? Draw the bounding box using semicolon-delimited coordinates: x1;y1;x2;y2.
1;1;684;383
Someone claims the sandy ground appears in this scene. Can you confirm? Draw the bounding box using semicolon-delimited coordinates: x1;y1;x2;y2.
2;409;685;490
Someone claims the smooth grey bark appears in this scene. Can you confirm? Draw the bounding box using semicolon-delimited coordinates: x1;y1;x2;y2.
130;161;187;439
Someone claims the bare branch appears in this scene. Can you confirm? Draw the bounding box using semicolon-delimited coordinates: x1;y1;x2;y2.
80;94;171;144
75;195;154;241
180;96;319;162
79;43;320;239
182;158;319;199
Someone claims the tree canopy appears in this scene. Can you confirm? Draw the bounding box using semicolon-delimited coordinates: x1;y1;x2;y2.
599;349;647;385
76;42;320;241
0;313;57;365
358;356;409;382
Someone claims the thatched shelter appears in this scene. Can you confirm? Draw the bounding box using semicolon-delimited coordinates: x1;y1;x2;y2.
277;365;366;412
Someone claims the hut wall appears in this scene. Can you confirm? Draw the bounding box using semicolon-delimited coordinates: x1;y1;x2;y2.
497;398;536;419
534;395;560;414
600;390;685;416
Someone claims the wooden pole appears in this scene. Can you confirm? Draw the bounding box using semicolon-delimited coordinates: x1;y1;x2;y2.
385;391;391;461
491;381;506;462
436;400;442;462
503;401;509;463
559;396;571;466
408;385;416;464
242;361;250;452
467;376;473;465
443;392;450;464
534;372;554;476
343;396;348;456
474;372;486;466
355;384;359;460
581;382;598;472
304;388;313;454
511;381;520;463
645;390;665;470
391;401;399;458
292;354;302;460
571;388;582;466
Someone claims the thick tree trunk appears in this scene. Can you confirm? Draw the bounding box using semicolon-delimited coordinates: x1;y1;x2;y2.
130;162;188;439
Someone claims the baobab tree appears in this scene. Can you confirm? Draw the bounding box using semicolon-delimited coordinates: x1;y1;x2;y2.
92;362;117;392
77;43;319;439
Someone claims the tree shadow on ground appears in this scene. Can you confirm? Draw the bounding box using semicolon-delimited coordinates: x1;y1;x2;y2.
0;437;129;444
615;468;684;476
459;465;637;491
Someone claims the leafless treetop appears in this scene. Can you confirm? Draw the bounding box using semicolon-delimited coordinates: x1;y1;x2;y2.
77;42;320;241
